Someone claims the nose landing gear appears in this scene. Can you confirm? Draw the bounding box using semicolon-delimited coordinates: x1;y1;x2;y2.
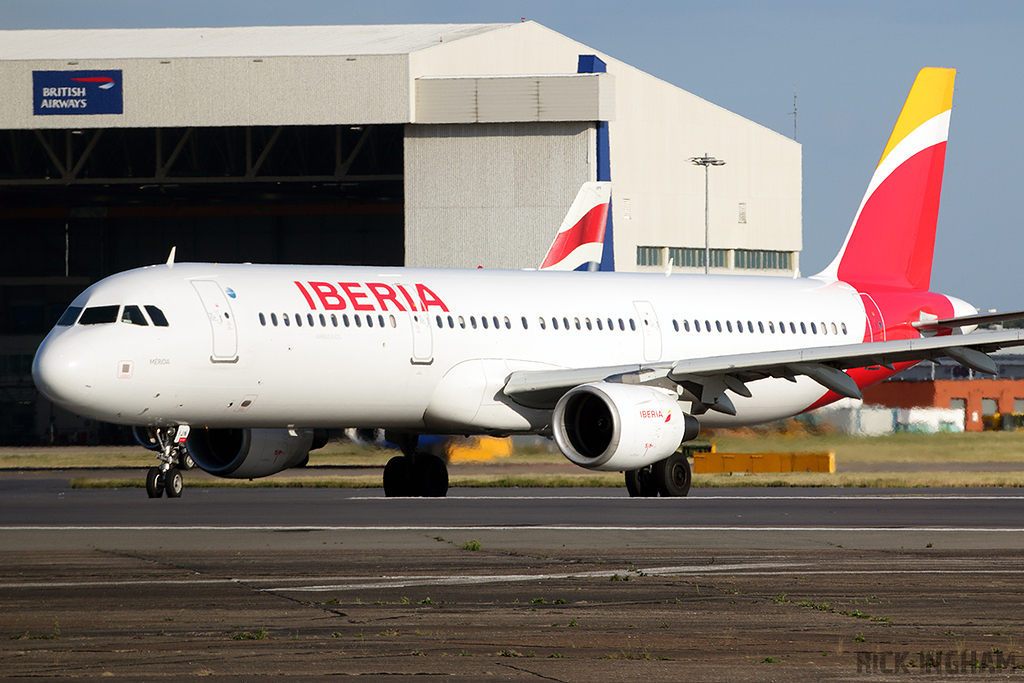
145;425;190;499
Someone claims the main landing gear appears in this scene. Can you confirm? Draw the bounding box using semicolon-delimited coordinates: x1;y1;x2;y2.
624;451;692;497
382;432;449;497
145;425;190;499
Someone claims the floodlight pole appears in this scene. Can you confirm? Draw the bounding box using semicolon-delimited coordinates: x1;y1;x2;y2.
689;153;725;274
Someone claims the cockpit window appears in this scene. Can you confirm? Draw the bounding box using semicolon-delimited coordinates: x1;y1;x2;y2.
57;306;83;326
79;305;120;325
121;305;149;326
144;305;169;327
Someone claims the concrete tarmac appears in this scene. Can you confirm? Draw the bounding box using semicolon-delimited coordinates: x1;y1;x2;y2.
3;476;1024;680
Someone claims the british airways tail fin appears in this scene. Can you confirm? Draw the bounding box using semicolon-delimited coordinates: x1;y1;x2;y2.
816;68;955;291
540;182;612;271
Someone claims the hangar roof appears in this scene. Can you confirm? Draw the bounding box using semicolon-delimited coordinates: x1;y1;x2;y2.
0;24;512;60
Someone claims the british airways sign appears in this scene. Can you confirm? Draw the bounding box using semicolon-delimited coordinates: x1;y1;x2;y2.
33;70;123;115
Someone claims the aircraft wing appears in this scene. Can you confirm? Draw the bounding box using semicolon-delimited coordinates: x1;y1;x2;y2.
503;328;1024;414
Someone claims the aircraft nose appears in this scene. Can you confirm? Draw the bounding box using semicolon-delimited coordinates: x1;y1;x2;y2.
32;332;97;408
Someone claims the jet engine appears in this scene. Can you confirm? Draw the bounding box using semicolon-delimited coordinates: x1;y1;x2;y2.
133;425;161;451
552;383;700;471
186;427;328;479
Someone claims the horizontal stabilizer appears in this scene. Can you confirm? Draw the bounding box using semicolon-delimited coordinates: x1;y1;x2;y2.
913;309;1024;330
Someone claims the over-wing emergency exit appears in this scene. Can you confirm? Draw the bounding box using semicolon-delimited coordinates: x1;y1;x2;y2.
32;68;1024;498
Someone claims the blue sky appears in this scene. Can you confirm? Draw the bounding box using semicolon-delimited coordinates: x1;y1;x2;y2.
5;1;1022;311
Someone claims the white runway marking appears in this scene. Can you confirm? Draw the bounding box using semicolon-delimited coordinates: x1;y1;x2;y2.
5;525;1024;532
6;564;1024;593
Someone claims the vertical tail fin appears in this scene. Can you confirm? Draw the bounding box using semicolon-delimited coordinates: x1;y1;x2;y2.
816;68;955;291
540;182;611;271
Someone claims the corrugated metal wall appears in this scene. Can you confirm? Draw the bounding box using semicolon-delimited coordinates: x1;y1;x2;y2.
404;122;592;269
415;74;613;123
0;55;410;129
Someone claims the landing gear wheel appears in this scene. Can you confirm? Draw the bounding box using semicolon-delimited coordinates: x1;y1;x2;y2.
177;450;196;471
164;467;183;498
146;467;164;498
624;466;660;497
383;453;449;497
652;452;692;497
383;455;413;497
413;453;449;498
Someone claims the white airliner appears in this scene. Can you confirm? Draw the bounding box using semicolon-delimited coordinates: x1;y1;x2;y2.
32;68;1024;498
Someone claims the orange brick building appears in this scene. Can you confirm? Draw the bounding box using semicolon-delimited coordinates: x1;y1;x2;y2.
862;378;1024;432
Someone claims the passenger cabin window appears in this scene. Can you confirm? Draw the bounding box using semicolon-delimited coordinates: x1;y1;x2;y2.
259;313;267;326
57;306;82;326
121;305;149;326
79;305;120;325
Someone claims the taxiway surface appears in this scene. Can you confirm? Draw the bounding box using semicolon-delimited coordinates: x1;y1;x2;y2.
3;477;1024;680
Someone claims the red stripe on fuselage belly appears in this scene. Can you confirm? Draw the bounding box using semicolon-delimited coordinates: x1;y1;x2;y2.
837;142;946;292
804;289;956;412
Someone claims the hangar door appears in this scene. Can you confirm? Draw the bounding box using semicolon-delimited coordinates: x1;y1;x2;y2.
404;122;593;270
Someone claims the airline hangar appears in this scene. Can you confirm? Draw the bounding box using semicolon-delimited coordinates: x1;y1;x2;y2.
0;22;801;444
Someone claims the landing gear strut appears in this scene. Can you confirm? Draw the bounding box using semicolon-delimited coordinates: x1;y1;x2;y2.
145;425;190;499
625;451;691;497
382;432;449;497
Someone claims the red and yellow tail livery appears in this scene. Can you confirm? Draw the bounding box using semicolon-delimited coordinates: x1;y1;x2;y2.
818;68;956;292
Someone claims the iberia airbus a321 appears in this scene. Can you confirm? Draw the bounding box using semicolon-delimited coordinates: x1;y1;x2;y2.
31;68;1024;498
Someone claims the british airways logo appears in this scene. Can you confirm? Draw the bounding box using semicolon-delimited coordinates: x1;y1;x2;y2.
33;70;123;115
295;281;449;313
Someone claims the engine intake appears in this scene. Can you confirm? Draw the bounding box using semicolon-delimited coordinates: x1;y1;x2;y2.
186;427;319;479
553;383;699;471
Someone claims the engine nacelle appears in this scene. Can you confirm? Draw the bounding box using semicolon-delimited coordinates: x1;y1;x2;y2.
133;425;160;452
552;383;700;471
186;427;317;479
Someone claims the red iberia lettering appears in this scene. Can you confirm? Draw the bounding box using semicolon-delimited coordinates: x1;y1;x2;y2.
308;282;347;310
339;282;374;311
295;280;447;312
366;283;406;312
639;410;664;419
416;283;449;312
294;281;317;309
395;284;418;311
